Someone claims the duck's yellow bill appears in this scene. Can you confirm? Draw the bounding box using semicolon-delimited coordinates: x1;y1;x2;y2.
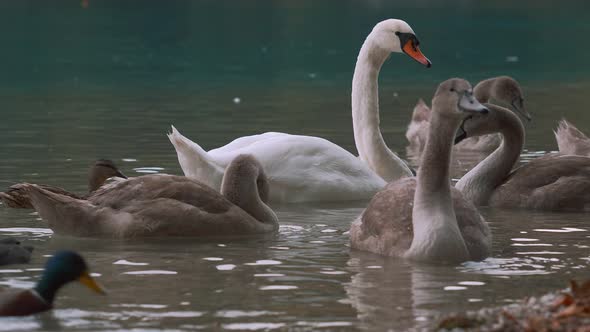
78;271;107;295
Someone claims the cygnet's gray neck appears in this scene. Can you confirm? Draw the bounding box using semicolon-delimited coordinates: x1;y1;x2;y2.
221;175;277;226
456;105;524;205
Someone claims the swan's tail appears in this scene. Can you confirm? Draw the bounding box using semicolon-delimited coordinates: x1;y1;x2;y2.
405;99;430;149
1;184;81;209
554;118;590;156
167;125;224;185
411;99;431;122
14;184;105;236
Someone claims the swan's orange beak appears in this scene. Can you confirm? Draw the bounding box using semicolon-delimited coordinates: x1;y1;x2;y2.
403;40;431;68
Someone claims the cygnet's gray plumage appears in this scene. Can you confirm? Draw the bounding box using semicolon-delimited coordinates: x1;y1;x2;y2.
456;104;590;211
406;76;530;154
351;78;491;264
554;119;590;157
14;154;278;238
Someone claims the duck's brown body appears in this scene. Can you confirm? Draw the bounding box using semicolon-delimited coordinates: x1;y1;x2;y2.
0;159;126;209
1;184;81;209
0;289;50;316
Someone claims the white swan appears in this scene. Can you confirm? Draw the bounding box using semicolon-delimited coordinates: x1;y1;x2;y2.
350;78;492;263
456;104;590;211
169;19;431;203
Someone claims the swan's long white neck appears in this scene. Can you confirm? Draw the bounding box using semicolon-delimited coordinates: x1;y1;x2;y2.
405;108;469;262
456;105;524;205
351;38;413;182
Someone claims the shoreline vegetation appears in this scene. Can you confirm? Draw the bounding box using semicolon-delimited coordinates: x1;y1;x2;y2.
437;279;590;331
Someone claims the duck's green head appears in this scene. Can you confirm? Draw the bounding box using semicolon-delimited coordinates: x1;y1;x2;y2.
34;250;106;304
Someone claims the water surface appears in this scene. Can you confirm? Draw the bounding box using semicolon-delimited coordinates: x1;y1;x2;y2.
0;1;589;331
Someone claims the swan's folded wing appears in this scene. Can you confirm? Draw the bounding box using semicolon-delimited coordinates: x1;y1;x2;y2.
493;154;590;210
119;198;270;237
88;174;233;213
351;178;490;260
451;188;491;261
502;154;590;188
351;178;415;256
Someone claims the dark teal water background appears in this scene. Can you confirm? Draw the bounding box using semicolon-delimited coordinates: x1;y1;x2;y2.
1;1;589;93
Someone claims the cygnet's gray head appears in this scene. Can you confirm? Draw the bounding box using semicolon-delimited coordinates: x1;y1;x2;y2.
432;78;489;117
475;76;531;121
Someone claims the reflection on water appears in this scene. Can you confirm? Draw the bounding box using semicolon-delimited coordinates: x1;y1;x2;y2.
345;209;589;331
0;0;589;330
0;202;588;330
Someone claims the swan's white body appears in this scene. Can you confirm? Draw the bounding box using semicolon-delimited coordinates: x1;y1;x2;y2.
169;128;386;203
169;19;432;204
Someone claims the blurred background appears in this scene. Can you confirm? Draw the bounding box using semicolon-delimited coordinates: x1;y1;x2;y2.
1;0;589;184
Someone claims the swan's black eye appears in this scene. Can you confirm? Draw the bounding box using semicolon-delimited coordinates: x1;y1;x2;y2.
395;31;400;36
450;88;455;92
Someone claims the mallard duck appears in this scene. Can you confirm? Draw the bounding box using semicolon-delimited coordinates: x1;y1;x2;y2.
13;154;278;237
0;159;126;209
0;250;105;316
0;238;33;266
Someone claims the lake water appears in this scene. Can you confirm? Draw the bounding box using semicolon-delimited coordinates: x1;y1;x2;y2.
0;1;589;331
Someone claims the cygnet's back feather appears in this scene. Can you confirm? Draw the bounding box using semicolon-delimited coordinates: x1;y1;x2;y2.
554;119;590;157
350;178;490;261
490;154;590;211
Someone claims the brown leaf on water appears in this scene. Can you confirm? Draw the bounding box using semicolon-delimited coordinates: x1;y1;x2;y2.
571;279;590;299
553;279;590;322
552;294;574;310
555;303;587;319
437;279;590;331
501;310;519;323
550;318;562;331
524;316;550;332
437;315;482;329
575;326;590;332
